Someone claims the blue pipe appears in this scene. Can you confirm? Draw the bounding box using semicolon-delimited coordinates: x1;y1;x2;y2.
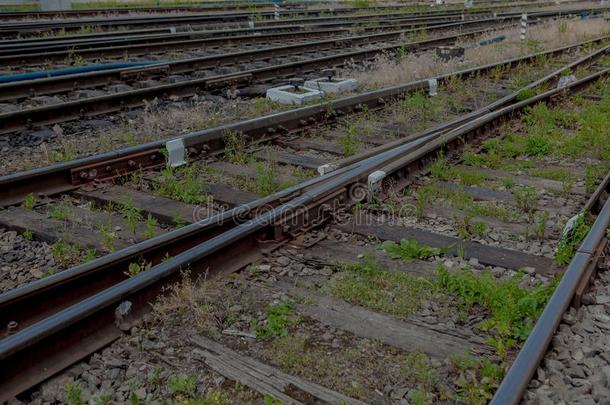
0;61;156;83
479;34;506;46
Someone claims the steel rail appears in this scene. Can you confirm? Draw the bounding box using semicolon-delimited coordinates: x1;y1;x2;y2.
0;16;508;101
0;23;513;134
0;34;607;206
0;63;607;403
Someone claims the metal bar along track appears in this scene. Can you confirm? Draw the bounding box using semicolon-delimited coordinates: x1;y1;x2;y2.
0;58;608;402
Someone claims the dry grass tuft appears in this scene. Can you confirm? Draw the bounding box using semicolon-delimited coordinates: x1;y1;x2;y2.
344;19;610;89
151;271;214;331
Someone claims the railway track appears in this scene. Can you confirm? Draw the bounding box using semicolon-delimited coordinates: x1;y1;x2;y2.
0;16;488;67
2;5;595;65
0;29;609;401
0;18;523;135
0;0;598;37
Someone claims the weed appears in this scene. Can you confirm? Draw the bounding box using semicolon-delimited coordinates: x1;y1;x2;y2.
223;130;249;165
168;374;197;399
415;184;437;218
157;166;207;204
22;193;36;209
255;301;299;339
264;394;283;405
471;221;488;239
501;177;515;189
126;262;142;277
64;383;83;405
450;354;504;403
48;142;77;162
83;248;97;262
400;351;437;401
144;213;157;239
65;47;85;66
555;214;590;265
120;198;142;235
252;98;281;115
516;87;536;101
51;240;80;266
173;211;188;228
535;211;549;238
332;255;433;318
585;164;603;193
514;186;538;214
23;229;34;241
525;135;551;157
437;265;557;341
95;394;112;405
382;239;443;261
255;160;278;197
199;390;231;405
98;223;116;252
430;154;454;181
50;200;74;222
338;132;361;156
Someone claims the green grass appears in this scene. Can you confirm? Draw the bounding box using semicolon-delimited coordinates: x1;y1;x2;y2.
22;193;36;210
0;3;38;11
331;255;433;318
156;165;208;204
255;301;299;340
416;182;519;222
255;161;278;197
167;374;197;399
437;266;557;342
513;186;538;214
450;354;505;403
555;214;590;265
51;240;81;266
49;201;75;222
382;239;443;262
64;383;83;405
223;130;249;165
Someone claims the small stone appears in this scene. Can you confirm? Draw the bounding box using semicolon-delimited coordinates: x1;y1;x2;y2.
468;257;479;267
275;257;290;266
603;365;610;387
523;266;536;275
562;312;577;325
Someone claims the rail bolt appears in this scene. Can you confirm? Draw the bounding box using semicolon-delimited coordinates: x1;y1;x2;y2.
128;160;136;168
7;321;18;335
79;171;88;179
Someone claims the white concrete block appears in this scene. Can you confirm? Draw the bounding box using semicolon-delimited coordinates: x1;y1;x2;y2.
166;138;186;168
317;163;338;176
304;78;358;93
266;85;324;105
